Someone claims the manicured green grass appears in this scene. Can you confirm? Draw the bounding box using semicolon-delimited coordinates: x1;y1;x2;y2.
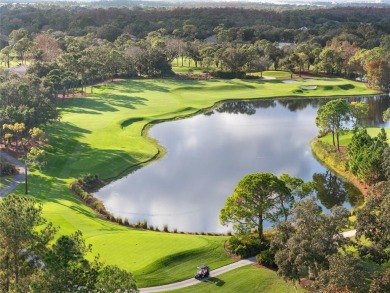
319;128;390;146
248;70;292;78
11;172;230;287
8;77;377;287
0;175;13;189
168;266;304;293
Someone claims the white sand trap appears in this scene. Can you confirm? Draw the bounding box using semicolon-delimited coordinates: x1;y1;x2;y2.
304;78;314;82
301;85;317;90
282;80;297;83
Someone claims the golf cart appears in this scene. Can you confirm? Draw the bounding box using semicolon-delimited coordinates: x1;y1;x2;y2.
195;265;210;280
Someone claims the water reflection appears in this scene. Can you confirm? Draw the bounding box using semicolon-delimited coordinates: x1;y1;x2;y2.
312;171;362;209
95;96;388;233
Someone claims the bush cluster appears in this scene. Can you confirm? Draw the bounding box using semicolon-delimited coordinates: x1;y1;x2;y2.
78;173;103;192
69;179;109;216
0;162;18;176
210;71;246;79
228;234;270;258
257;249;277;269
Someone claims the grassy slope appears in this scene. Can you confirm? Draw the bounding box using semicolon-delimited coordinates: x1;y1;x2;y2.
8;77;376;288
168;266;304;293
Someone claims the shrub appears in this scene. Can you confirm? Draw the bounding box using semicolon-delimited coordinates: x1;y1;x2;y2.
257;249;277;269
79;174;103;191
163;224;169;232
124;218;129;226
210;71;246;79
228;234;270;258
173;228;178;233
107;214;115;221
93;200;105;212
148;225;154;230
0;162;18;176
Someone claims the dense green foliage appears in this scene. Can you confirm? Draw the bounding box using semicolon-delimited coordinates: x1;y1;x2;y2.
0;161;17;176
272;198;350;283
1;5;390;90
0;195;56;292
220;172;291;240
1;5;389;41
346;128;388;184
310;254;369;293
228;234;269;259
355;181;390;265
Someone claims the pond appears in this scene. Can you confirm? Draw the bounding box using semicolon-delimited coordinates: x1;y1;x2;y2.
95;95;390;233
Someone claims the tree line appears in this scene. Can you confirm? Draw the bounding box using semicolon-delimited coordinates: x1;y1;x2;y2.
1;25;390;91
1;5;390;40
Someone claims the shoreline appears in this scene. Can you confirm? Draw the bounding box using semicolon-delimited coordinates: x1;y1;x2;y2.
310;138;369;199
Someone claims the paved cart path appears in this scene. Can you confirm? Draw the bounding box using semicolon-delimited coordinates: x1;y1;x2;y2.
140;230;357;293
139;257;257;293
0;150;25;197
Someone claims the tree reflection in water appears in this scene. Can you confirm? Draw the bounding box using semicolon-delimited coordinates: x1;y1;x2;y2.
313;171;363;209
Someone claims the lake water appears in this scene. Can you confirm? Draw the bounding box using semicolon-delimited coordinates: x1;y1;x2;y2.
95;95;390;233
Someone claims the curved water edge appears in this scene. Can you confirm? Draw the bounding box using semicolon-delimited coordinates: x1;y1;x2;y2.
95;95;390;233
101;93;381;182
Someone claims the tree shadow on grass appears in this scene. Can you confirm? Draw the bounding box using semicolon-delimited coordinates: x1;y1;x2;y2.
97;94;148;110
99;80;171;94
44;121;143;179
339;84;355;90
323;85;334;91
61;94;149;114
27;173;125;232
63;97;119;113
202;277;225;287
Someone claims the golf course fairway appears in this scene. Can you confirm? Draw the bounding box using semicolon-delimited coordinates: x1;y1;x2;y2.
7;77;377;288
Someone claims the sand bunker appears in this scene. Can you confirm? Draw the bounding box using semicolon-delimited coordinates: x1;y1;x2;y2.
282;80;297;83
303;78;314;82
301;85;318;90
